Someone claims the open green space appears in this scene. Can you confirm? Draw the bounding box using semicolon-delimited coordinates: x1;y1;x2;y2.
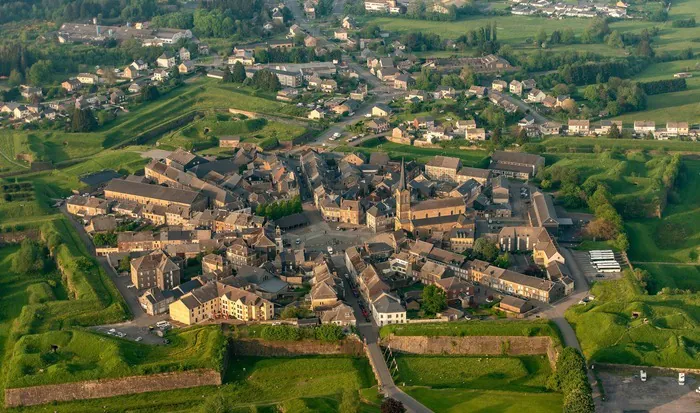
17;356;378;412
395;355;552;392
625;159;700;268
404;387;563;413
566;271;700;368
0;78;305;168
636;263;700;294
379;319;562;345
158;112;308;151
535;136;700;153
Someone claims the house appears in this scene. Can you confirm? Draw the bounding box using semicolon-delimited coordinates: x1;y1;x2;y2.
371;103;392;117
489;150;545;180
157;52;176;68
66;195;110;216
542;95;557;108
425;156;461;182
539;122;561;135
131;250;181;291
634;120;656;135
128;81;146;94
77;73;99;84
394;73;413;90
152;68;170;82
276;88;300;102
568;119;590;135
320;79;337;93
110;89;126;104
467;85;487;98
179;47;191;61
342;16;356;29
304;35;318;47
289;24;304;37
272;9;284;23
371;292;406;326
492;79;507;92
61;79;82;93
435;277;472;300
131;59;148;71
666;122;689;136
413;116;435;129
522;79;536;90
527;88;546;102
498;295;532;314
334;29;349;41
595;120;623;135
178;61;195;74
509;80;523;96
169;278;274;325
366;118;390;133
308;108;327;120
320;302;356;326
466;128;486;141
518;115;535;128
20;85;43;99
229;48;255;66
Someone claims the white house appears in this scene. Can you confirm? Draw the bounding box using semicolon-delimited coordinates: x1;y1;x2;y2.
371;292;406;327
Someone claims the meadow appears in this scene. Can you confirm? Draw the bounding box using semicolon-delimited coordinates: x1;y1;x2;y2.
404;387;563;413
565;271;700;368
394;355;552;392
16;356;379;412
379;319;562;345
0;78;305;170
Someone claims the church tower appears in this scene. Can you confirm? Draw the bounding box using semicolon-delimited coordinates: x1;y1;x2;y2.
395;158;411;231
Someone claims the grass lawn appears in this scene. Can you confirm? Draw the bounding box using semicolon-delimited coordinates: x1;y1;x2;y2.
0;79;305;167
625;159;700;268
158;112;308;151
537;136;700;153
394;355;552;392
379;319;562;346
17;356;377;412
565;272;700;368
404;387;563;413
636;263;700;294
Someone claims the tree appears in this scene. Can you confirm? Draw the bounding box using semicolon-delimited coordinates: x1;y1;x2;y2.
142;85;160;102
280;306;311;319
422;285;447;316
494;253;510;269
12;239;47;274
459;65;477;88
607;123;621;139
472;238;499;262
606;30;623;48
8;69;23;87
381;398;406;413
71;107;97;132
231;61;246;83
536;29;548;46
118;256;131;273
28;60;52;86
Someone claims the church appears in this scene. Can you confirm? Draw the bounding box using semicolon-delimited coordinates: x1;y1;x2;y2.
394;159;469;235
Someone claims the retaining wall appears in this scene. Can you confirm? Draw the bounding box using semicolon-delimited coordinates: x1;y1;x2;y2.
5;369;222;408
230;338;365;357
381;335;560;367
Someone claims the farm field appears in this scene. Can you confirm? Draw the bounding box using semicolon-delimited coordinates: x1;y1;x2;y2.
17;356;379;413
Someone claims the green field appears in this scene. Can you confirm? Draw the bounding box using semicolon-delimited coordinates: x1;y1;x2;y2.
624;159;700;270
17;356;378;412
379;320;562;346
395;355;552;392
565;271;700;368
158;112;308;151
404;387;563;413
0;79;305;170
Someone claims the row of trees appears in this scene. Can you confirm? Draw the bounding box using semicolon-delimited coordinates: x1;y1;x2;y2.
639;78;687;95
0;0;159;25
548;348;595;413
253;46;341;65
259;324;345;342
255;196;303;221
586;184;629;251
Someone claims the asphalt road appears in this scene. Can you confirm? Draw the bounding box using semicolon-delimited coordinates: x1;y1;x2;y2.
331;257;432;413
498;93;549;124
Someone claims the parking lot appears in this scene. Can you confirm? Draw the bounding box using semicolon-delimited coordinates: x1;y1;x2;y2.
92;320;173;345
598;369;700;412
572;250;623;283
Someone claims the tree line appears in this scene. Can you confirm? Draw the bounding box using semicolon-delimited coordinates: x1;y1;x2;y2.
255;196;303;221
639;78;687;95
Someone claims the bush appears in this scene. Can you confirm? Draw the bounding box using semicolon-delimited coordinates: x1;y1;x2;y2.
259;137;279;150
549;348;594;413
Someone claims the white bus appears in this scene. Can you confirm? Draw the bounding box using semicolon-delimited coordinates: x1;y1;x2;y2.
595;263;621;273
590;256;615;263
593;260;620;267
589;250;614;254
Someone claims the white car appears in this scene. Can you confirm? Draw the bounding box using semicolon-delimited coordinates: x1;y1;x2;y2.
327;246;334;254
364;113;372;118
679;373;686;385
135;336;143;342
640;370;647;382
333;132;341;138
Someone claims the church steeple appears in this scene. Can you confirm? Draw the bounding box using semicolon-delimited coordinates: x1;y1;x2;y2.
395;157;411;231
399;157;406;190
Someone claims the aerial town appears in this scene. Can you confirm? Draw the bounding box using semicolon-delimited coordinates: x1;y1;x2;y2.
0;0;698;412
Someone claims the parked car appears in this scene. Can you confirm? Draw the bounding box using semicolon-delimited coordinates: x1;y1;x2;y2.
679;373;686;385
135;336;143;342
640;370;647;382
